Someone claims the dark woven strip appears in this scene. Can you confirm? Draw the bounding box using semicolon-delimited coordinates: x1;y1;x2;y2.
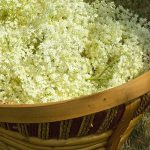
45;123;50;139
11;123;18;132
20;124;25;136
40;123;50;139
38;123;42;138
63;120;68;138
97;107;118;133
77;116;89;137
81;115;93;136
41;123;46;139
65;119;73;139
59;120;72;139
61;120;67;139
17;124;22;136
22;124;27;137
0;123;5;129
16;124;28;137
77;115;93;137
59;121;64;139
23;124;29;137
83;114;95;136
6;123;10;130
134;92;150;117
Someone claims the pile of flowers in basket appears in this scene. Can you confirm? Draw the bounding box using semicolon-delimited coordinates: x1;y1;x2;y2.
0;0;150;104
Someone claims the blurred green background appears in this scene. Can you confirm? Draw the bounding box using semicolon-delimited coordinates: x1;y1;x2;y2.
113;0;150;20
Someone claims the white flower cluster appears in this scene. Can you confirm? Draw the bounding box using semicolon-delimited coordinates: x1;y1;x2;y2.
0;0;150;104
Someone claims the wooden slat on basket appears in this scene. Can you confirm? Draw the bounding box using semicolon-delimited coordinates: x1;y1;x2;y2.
0;127;112;150
107;99;141;149
118;114;142;149
0;127;112;146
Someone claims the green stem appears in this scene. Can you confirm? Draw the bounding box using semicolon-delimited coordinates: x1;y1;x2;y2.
89;56;120;81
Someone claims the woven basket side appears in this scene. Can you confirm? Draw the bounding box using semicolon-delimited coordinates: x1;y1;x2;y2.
0;127;112;150
0;113;143;150
0;93;149;141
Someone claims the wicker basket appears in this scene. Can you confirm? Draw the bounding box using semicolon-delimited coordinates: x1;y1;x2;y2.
1;0;150;149
0;71;149;150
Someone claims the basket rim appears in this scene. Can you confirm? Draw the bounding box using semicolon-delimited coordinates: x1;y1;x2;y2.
1;70;150;107
0;71;149;123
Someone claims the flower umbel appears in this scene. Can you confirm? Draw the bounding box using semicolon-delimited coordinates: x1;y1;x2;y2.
0;0;150;104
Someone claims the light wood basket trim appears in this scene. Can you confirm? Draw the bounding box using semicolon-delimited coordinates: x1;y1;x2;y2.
0;127;112;146
125;114;142;132
0;129;111;150
0;71;149;123
0;134;106;150
79;142;106;150
118;114;142;148
107;99;141;150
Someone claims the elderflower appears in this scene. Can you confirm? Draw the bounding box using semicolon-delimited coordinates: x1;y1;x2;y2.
0;0;150;104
